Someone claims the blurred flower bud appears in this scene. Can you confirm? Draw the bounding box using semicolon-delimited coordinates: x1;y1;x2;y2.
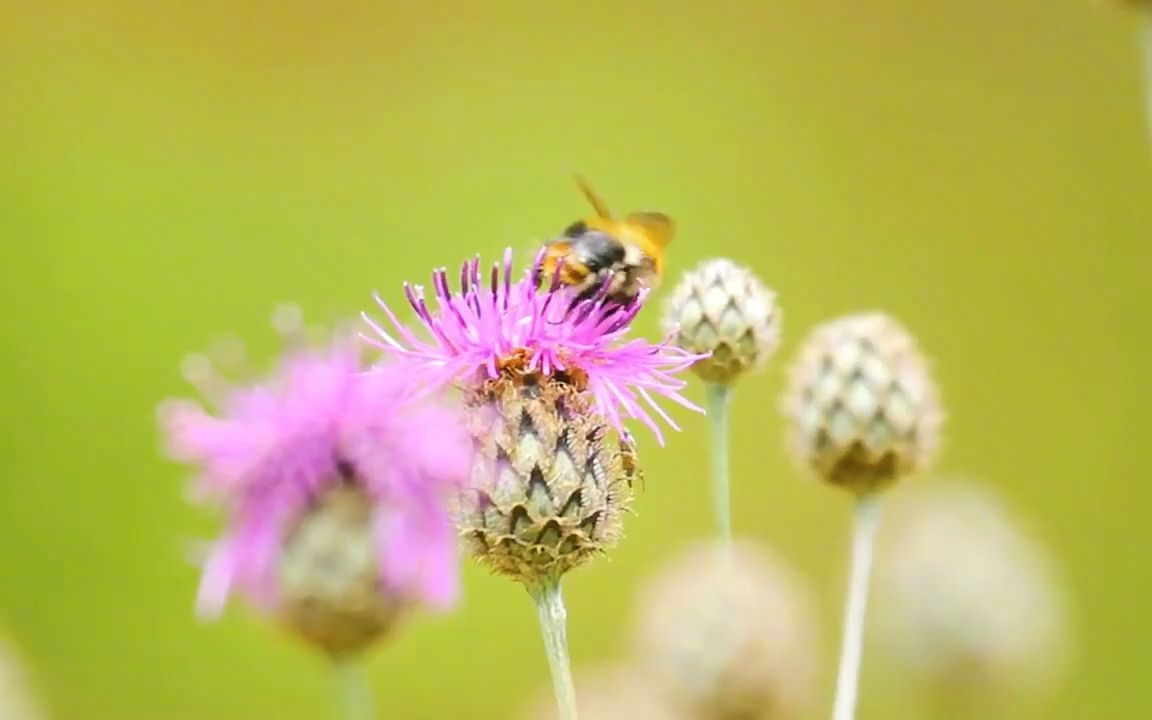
781;312;942;494
278;486;407;657
661;259;781;384
632;541;818;720
458;377;636;588
522;666;681;720
875;480;1070;706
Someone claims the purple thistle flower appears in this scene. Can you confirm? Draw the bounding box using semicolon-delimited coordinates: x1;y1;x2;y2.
361;249;702;444
159;336;470;626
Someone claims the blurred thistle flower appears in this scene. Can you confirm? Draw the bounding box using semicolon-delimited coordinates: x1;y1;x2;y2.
631;541;819;720
522;666;681;720
782;312;942;495
660;258;780;542
0;635;44;720
364;250;700;719
661;258;781;385
875;480;1070;708
158;310;470;659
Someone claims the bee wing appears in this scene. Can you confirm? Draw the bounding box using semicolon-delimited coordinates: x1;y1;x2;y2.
574;175;613;219
624;211;675;248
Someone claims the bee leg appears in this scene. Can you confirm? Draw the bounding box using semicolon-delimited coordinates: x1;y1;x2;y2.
574;282;604;304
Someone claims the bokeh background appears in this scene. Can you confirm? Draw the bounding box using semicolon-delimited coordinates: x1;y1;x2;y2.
2;0;1150;718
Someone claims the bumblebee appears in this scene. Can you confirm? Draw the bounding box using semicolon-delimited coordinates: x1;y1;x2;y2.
536;177;675;304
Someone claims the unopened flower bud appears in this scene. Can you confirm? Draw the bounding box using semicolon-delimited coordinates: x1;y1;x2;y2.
781;312;942;494
662;259;781;384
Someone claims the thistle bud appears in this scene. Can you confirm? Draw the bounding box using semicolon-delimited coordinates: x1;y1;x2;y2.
631;541;818;720
875;480;1069;706
458;375;636;588
662;259;781;384
781;312;941;494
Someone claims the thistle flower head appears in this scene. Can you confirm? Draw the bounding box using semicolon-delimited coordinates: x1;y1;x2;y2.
159;313;470;656
457;376;637;586
781;312;942;494
363;250;700;586
876;480;1070;704
362;248;701;444
661;258;781;384
632;541;819;720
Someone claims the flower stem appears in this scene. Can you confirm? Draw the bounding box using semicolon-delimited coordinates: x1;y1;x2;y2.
831;494;883;720
530;580;578;720
334;658;375;720
1143;12;1152;153
705;382;734;544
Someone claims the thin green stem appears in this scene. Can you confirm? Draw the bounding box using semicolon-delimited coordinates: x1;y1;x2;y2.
1143;13;1152;153
831;494;883;720
530;580;578;720
334;658;375;720
705;382;734;544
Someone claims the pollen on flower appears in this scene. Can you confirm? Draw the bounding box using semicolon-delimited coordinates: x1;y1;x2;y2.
493;348;591;392
158;317;471;657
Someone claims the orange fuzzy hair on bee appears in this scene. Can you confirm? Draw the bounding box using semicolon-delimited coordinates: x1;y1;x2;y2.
573;176;674;278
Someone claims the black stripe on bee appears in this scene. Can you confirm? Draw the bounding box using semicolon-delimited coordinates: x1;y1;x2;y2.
571;231;625;272
563;220;588;237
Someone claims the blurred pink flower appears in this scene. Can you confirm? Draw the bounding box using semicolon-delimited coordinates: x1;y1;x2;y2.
159;338;470;619
361;249;701;444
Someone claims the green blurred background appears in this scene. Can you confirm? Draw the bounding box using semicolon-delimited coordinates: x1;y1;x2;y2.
2;0;1150;717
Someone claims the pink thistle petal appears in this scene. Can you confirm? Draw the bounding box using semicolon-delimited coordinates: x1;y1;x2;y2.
160;336;469;618
411;512;459;611
195;540;238;619
362;248;702;439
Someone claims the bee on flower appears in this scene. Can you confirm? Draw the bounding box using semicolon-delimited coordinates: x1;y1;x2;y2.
536;177;675;307
362;247;702;719
362;248;701;587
